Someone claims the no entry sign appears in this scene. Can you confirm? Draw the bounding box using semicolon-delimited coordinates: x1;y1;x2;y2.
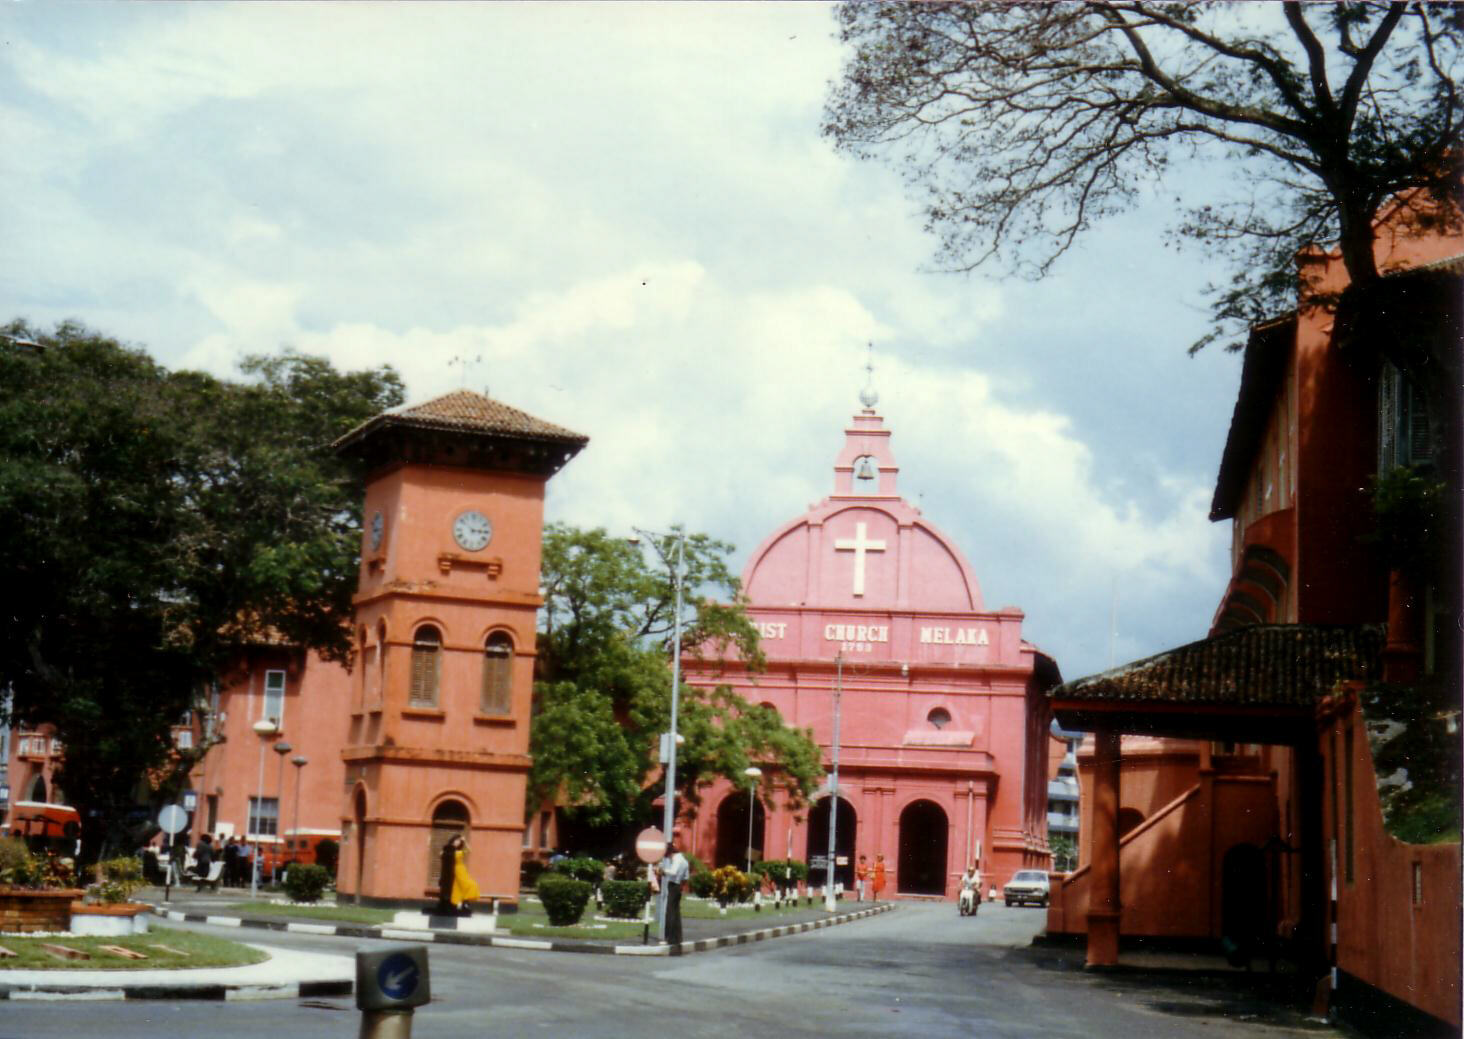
635;826;666;864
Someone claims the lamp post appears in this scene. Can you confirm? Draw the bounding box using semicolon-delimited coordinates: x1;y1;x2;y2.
628;527;685;944
290;755;308;866
270;741;291;884
743;766;762;875
825;652;843;912
250;719;278;897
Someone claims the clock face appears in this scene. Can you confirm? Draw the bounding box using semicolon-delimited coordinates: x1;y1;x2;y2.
452;510;493;552
369;511;384;551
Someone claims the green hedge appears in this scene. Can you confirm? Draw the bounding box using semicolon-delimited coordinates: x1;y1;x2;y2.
537;872;592;925
602;879;650;919
283;863;332;903
549;855;605;885
688;869;716;899
752;859;807;890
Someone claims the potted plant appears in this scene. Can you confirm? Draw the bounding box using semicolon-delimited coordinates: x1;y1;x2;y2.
0;837;86;933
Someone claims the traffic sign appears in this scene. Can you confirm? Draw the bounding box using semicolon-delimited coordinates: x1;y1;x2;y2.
635;826;666;864
157;804;189;835
377;952;420;1001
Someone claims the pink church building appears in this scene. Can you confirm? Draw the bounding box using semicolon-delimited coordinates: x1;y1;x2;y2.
684;391;1061;899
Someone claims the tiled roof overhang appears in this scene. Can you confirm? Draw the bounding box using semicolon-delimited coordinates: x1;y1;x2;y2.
1049;624;1382;744
333;390;588;477
1210;315;1297;521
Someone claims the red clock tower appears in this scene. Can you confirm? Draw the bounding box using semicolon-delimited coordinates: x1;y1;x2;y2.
332;390;586;906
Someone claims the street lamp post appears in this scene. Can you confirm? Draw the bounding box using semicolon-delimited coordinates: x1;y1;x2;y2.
629;527;685;945
249;719;278;897
825;652;843;912
271;741;292;884
290;755;308;867
743;766;762;875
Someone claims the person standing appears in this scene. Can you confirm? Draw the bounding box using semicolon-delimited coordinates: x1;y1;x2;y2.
435;835;459;916
192;833;215;886
855;854;870;901
659;836;689;946
449;835;480;915
872;853;887;902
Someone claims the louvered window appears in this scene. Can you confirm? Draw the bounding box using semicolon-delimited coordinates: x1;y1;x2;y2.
481;633;513;714
1378;363;1433;472
410;626;442;707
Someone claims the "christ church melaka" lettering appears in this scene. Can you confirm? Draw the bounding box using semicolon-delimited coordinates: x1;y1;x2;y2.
919;626;990;646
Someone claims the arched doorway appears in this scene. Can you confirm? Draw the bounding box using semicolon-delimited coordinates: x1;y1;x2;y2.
28;774;46;803
806;796;857;889
1221;843;1266;964
428;800;470;892
1118;807;1145;838
898;799;949;895
352;787;367;902
715;792;766;870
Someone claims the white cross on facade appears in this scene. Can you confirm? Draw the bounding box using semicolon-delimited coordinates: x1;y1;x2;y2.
834;521;886;597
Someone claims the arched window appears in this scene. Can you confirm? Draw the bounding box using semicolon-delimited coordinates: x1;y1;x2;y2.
927;707;952;730
374;621;388;708
409;625;442;707
481;632;513;714
357;626;370;710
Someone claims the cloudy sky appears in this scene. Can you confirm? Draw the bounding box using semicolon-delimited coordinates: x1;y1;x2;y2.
2;2;1247;682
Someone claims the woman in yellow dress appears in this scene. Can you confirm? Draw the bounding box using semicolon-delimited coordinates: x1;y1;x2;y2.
448;834;479;915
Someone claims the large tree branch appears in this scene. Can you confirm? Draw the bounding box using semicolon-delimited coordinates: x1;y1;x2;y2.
1336;2;1407;134
1282;2;1337;118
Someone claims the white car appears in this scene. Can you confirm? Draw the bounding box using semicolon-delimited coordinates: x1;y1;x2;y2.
1003;870;1050;907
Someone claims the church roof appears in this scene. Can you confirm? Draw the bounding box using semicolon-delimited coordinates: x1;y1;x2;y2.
334;390;588;450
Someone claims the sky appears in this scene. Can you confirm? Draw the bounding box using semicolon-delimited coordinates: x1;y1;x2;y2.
1;2;1248;682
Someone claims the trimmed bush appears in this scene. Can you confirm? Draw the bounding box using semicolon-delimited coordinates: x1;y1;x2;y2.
711;865;754;904
537;872;592;926
602;879;650;919
752;859;807;891
283;863;332;903
550;855;605;885
90;856;145;905
687;869;716;899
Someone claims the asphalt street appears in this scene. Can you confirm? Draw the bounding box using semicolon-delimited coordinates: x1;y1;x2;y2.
0;902;1335;1039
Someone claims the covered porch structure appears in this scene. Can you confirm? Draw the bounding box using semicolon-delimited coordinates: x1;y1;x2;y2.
1048;624;1381;970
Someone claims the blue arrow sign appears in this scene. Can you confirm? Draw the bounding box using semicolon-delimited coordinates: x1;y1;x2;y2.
377;952;420;1002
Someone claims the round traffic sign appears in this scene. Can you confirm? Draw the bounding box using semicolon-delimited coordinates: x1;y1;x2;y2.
157;804;189;835
377;951;421;1002
635;826;666;864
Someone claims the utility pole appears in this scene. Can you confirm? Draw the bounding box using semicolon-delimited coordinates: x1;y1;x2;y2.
825;652;843;912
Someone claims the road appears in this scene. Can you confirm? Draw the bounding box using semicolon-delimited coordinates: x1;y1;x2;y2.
0;902;1331;1038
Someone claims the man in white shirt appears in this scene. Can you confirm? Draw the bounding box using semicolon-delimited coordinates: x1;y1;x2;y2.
659;836;690;946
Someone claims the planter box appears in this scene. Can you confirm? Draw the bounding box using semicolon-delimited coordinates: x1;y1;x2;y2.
69;901;152;937
0;888;88;933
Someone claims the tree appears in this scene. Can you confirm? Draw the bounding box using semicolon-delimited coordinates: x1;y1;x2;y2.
528;523;824;835
0;320;403;858
824;2;1462;470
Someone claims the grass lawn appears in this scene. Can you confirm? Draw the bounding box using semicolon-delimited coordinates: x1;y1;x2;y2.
500;900;647;941
681;896;826;920
220;901;395;926
0;926;268;971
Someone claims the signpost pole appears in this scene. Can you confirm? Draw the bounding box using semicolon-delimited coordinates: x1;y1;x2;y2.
825;653;842;912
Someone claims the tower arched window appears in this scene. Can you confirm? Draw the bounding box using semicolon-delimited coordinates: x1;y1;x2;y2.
927;707;952;730
481;632;513;715
409;625;442;707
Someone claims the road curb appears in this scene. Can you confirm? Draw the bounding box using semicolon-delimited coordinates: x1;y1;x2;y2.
151;900;896;957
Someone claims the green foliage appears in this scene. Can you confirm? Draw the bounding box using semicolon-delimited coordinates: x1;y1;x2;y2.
528;523;824;829
282;863;333;903
1368;467;1450;579
710;864;754;904
0;320;403;858
314;838;339;875
549;855;605;885
536;872;592;926
0;842;75;890
89;856;145;904
751;859;807;889
687;869;717;899
1048;836;1077;873
1362;681;1461;845
602;879;650;919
